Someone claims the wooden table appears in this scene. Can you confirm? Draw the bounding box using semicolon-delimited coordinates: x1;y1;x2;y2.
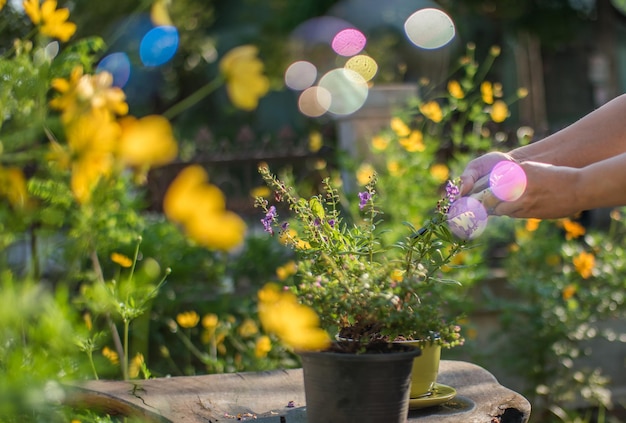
67;360;531;422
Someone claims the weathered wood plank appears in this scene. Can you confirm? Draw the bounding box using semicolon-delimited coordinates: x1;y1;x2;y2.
66;360;531;422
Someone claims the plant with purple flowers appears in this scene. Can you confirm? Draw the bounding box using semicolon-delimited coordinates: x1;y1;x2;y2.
255;164;468;351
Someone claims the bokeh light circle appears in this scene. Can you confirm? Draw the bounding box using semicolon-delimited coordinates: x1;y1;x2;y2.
404;8;455;49
489;161;527;202
97;52;131;88
447;197;488;240
331;28;367;56
318;68;369;116
285;61;318;91
140;25;179;67
345;54;378;82
299;86;332;117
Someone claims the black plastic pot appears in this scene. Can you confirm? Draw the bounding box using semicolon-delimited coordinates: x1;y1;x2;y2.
299;343;421;423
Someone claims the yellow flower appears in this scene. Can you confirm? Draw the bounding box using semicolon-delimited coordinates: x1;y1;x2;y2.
250;185;271;198
24;0;77;42
447;80;464;99
573;251;595;279
254;335;272;358
176;310;200;328
387;160;401;176
276;260;297;281
219;45;270;111
163;165;224;223
50;67;128;123
562;284;577;300
257;283;331;351
0;0;6;11
420;101;443;123
110;252;133;268
480;81;494;104
102;346;119;365
490;100;508;123
202;313;219;329
117;115;178;168
399;130;425;153
238;318;259;338
150;0;173;26
309;131;322;152
429;163;449;183
163;165;246;251
62;112;120;203
390;117;410;137
185;210;247;251
83;312;93;331
129;353;144;379
560;218;585;240
525;218;541;232
390;269;403;283
356;163;375;185
0;167;29;209
371;135;390;151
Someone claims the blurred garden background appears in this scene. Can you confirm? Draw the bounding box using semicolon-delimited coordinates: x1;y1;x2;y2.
2;0;626;422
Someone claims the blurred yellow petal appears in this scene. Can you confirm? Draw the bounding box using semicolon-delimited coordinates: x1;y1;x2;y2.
399;130;425;152
0;167;29;209
481;81;494;104
185;210;246;251
390;117;410;137
356;163;375;185
238;318;259;338
255;335;272;358
23;0;41;24
250;185;271;198
573;251;595;279
219;45;269;111
110;252;133;268
176;311;200;328
118;115;178;167
129;353;144;379
163;165;225;223
202;313;219;329
429;163;449;182
419;101;443;123
150;0;173;26
447;80;464;99
371;135;389;151
309;131;322;152
490;100;508;123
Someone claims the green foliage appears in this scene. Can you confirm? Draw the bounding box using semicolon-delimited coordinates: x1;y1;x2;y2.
482;213;626;420
0;273;89;422
256;166;467;349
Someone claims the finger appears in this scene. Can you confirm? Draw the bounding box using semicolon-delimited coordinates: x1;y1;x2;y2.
459;170;479;195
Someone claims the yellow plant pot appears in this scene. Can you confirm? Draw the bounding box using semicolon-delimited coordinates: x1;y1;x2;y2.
396;341;442;398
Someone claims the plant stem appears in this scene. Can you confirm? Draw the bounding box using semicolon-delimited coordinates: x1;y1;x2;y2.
90;249;126;379
162;76;224;120
123;319;130;380
87;350;99;380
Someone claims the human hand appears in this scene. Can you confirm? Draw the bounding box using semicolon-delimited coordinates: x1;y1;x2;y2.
459;152;516;196
487;161;582;219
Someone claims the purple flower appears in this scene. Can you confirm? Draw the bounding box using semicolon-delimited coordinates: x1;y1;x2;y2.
328;218;336;228
261;206;277;234
445;181;460;202
358;191;371;210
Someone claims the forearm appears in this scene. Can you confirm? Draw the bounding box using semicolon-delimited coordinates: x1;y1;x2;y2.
576;151;626;211
510;94;626;167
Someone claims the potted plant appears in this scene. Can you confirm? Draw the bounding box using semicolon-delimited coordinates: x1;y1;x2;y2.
255;164;468;421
